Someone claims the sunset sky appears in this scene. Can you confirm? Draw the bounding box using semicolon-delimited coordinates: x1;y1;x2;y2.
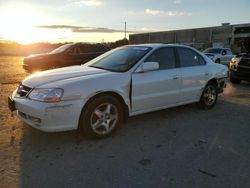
0;0;249;44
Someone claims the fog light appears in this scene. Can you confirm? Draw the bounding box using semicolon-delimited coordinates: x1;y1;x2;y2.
18;111;27;119
28;115;41;124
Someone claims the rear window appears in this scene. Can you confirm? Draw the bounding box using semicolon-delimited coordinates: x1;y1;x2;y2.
203;48;221;54
79;44;107;53
177;47;205;67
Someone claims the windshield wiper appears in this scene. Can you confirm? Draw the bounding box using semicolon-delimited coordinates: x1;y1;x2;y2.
89;65;106;70
89;65;116;72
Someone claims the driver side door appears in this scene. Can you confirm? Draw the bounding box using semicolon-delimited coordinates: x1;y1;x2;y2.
131;47;181;113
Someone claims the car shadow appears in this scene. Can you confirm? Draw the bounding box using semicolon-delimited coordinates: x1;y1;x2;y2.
19;95;250;187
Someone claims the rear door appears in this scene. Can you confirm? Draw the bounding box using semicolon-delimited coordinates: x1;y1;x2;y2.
221;49;233;65
132;47;181;113
62;46;83;66
79;44;103;64
176;47;209;102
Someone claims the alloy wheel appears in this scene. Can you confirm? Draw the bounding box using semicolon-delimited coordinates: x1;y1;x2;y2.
90;103;118;135
203;85;217;106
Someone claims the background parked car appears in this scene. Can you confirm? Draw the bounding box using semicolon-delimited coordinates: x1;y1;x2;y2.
229;38;250;83
203;47;234;65
23;43;110;72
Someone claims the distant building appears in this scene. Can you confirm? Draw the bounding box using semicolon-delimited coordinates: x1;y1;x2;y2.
129;23;250;53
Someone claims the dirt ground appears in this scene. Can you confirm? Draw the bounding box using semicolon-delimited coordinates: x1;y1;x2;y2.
0;56;250;188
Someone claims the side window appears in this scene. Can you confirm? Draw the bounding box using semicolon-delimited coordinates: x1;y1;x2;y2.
97;45;107;52
198;55;206;65
88;45;98;52
74;47;81;54
80;45;101;53
221;49;226;55
145;47;176;70
226;49;232;55
67;47;80;55
177;47;201;67
79;46;86;54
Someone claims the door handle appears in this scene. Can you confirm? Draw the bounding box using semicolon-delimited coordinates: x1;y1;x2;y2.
205;72;210;76
173;75;179;80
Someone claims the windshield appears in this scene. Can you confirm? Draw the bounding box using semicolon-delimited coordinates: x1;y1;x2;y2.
203;48;222;54
85;46;151;72
49;44;74;54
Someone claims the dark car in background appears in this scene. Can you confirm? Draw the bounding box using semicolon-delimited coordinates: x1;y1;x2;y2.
229;38;250;83
23;43;110;72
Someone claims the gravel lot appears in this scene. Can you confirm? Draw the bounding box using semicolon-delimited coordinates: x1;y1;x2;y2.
0;56;250;188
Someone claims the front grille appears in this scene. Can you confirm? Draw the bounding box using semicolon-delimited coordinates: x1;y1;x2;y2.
239;57;250;67
16;84;32;97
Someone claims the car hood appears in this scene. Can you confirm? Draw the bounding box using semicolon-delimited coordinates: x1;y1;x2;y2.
234;53;250;58
23;65;108;87
25;53;50;60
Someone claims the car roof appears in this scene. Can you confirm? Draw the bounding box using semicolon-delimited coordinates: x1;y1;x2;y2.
72;42;110;50
74;42;103;46
206;47;230;50
127;43;192;49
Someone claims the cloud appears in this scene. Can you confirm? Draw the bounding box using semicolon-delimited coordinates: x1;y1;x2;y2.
145;8;191;16
37;25;135;33
73;27;122;33
73;0;103;7
38;25;84;29
145;9;161;16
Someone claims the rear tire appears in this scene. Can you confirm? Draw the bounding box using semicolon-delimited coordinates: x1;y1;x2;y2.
215;59;220;64
79;95;123;138
200;82;218;109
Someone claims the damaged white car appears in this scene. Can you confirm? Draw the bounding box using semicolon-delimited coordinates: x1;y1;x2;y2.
9;44;228;138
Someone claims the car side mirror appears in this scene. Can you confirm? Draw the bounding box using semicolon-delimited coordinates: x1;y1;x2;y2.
222;51;226;56
135;62;159;73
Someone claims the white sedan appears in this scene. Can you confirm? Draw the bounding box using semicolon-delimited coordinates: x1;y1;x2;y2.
203;47;234;65
8;44;228;138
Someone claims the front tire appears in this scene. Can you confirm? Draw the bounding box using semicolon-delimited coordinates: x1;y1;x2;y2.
79;95;123;138
200;82;218;109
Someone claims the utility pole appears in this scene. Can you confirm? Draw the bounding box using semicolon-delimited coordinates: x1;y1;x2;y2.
125;21;127;39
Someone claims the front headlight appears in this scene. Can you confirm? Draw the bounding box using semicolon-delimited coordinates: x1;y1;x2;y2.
230;57;241;69
207;54;214;58
230;57;241;65
210;55;215;60
28;88;64;103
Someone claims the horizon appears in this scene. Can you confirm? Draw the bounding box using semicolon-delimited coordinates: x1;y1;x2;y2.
0;0;249;44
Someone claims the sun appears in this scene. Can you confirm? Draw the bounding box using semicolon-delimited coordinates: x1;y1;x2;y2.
0;8;57;44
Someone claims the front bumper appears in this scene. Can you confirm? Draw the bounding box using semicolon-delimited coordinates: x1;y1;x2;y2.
22;64;34;73
22;63;31;70
230;69;250;81
217;77;228;93
8;96;16;112
9;90;84;132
